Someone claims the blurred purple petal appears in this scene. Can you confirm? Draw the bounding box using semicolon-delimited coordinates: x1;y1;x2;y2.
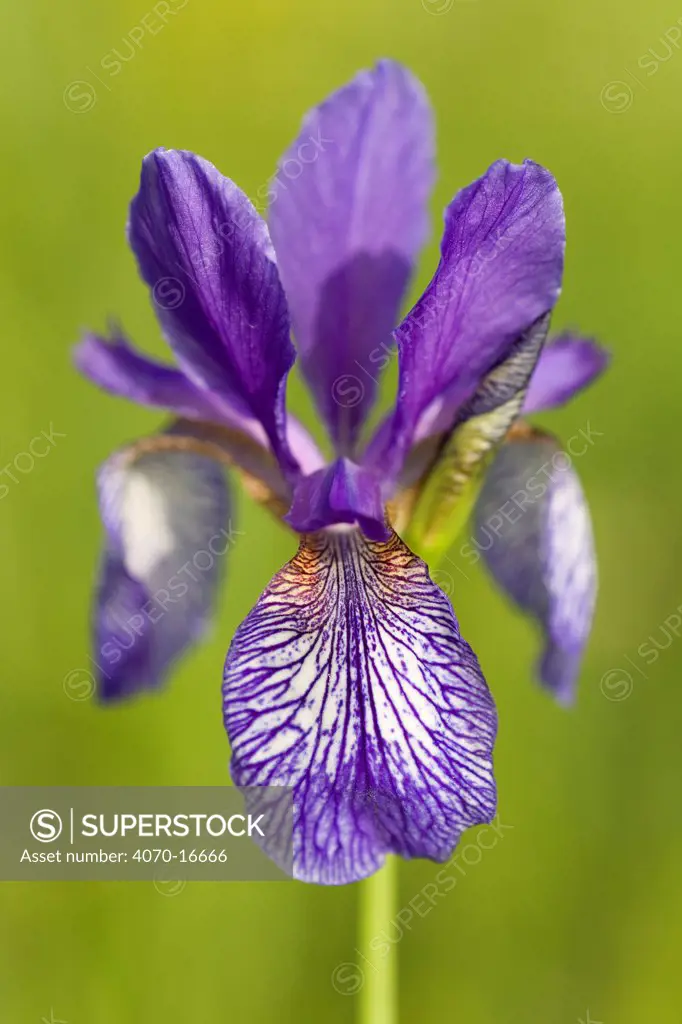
285;459;388;540
75;328;260;433
76;328;326;476
94;441;231;700
367;159;565;479
223;529;497;884
268;60;435;453
128;148;297;474
523;333;610;413
473;432;596;703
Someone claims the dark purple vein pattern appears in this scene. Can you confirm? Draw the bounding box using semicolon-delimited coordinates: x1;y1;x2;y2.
223;528;497;884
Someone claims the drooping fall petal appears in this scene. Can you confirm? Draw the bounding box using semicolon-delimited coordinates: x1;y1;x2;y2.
223;529;497;884
95;441;231;700
473;431;596;703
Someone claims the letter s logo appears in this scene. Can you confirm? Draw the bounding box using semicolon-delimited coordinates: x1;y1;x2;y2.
30;809;63;843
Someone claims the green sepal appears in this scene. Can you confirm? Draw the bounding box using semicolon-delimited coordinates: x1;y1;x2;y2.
403;315;551;564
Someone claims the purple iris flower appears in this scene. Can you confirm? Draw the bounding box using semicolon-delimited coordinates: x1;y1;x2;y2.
76;60;609;884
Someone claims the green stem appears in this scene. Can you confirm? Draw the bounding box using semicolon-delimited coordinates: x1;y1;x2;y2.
357;857;398;1024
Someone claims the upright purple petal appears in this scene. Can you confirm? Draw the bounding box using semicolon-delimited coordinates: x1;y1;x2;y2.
268;60;435;453
94;441;231;700
366;159;565;480
522;333;610;414
128;149;297;474
473;431;596;703
379;330;609;458
284;458;388;541
223;529;497;884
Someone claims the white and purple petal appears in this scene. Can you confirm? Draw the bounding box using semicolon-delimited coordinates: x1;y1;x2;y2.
223;529;497;884
268;60;435;453
522;333;610;414
366;159;565;480
128;149;297;474
95;441;230;700
473;431;596;703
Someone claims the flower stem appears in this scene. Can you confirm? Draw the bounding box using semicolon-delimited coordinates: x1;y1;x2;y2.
358;857;398;1024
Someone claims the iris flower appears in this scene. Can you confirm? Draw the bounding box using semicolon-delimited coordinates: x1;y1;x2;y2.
76;60;608;884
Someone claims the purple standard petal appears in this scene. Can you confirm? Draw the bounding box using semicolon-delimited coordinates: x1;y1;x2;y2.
472;430;596;704
94;441;231;700
268;60;435;454
366;159;565;480
128;149;297;474
284;458;388;541
522;333;610;414
75;329;326;476
223;529;497;884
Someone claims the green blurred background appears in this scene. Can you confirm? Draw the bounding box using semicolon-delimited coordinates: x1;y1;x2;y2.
1;0;681;1020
